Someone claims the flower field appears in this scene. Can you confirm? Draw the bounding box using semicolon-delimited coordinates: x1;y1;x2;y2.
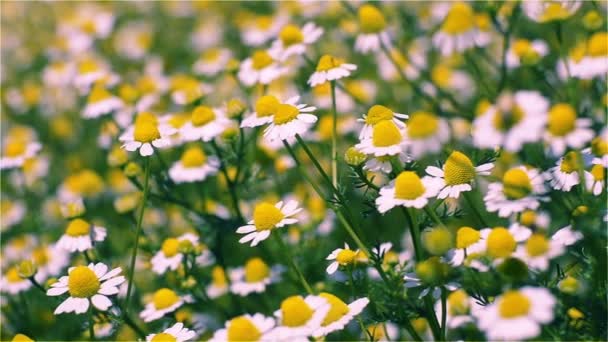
1;1;607;341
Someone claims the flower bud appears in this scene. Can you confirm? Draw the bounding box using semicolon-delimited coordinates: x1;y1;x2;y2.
583;10;603;31
178;240;194;254
497;257;528;281
415;257;449;285
344;147;366;166
124;162;142;177
422;227;453;256
572;205;588;217
181;276;197;290
559;276;581;294
227;98;246;118
18;260;37;278
108;145;129;167
60;198;85;219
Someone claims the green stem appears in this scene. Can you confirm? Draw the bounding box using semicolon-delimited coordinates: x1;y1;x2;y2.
441;287;447;340
89;307;96;341
424;206;446;227
330;80;338;189
348;267;370;341
124;157;150;316
463;191;490;227
210;140;244;223
273;233;314;294
401;208;422;261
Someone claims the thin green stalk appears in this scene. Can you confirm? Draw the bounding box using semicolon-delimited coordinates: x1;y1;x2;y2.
401;208;422;261
273;233;314;294
330;80;338;189
463;191;490;227
210;140;244;223
424;206;446;227
89;307;96;341
348;267;370;341
441;287;447;341
124;157;150;315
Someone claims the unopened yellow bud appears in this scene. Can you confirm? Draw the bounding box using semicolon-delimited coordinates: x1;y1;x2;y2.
422;227;453;256
344;147;366;166
18;260;37;278
124;162;142;177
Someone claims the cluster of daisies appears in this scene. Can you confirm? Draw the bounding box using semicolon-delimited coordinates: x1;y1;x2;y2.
1;1;607;341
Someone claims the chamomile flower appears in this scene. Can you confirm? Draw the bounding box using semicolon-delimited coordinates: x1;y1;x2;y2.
151;233;200;274
168;146;220;183
113;22;153;60
31;244;70;283
47;263;125;314
307;55;357;87
313;293;369;337
193;48;232;77
326;243;361;275
483;225;532;260
473;91;549;152
207;266;229;299
506;39;549;69
0;138;42;170
229;257;282;296
363;154;409;174
57;218;107;253
1;199;25;231
236;200;302;246
238;50;288;87
241;14;288;47
484;166;546;217
474;287;556;341
425;151;494;199
146;323;197;342
140;288;188;322
559;32;608;80
449;226;487;268
548;151;583;191
1;266;32;294
120;112;176;157
73;58;119;93
522;0;581;23
432;2;478;56
170;75;211;105
514;233;565;271
585;163;605;196
82;84;123;119
404;111;449;158
269;22;324;61
209;314;275;342
241;95;281;128
262;99;316;142
434;289;481;329
543;103;594;156
42;61;76;87
551;225;583;247
357;104;408;140
356;120;407;158
355;4;390;54
376;171;443;212
272;295;331;340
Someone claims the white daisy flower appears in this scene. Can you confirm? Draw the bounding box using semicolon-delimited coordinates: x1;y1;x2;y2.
31;244;70;283
506;39;549;68
1;266;32;294
60;5;115;38
363;154;409;174
0;139;42;170
168;146;220;183
73;58;119;94
484;166;546;218
551;225;583;247
238;50;288;87
151;233;201;275
140;288;188;322
543;103;594;156
355;4;390;54
241;14;287;47
366;322;399;342
236;200;302;247
367;242;412;279
209;313;275;342
120;112;176;157
474;287;556;341
482;225;532;260
82;84;123;119
57;218;107;253
425;151;494;199
207;266;229;299
242;95;285;128
473;91;549;152
313;293;369;337
326;243;361;275
517;210;551;230
229;257;282;296
355;120;407;158
262;99;316;142
42;61;76;87
547;151;583;191
376;44;425;82
191;18;223;51
193;48;232;77
434;289;482;329
272;295;330;340
376;171;443;212
432;2;479;56
170;76;211;106
146;323;197;342
559;32;608;80
1;199;26;231
269;22;324;61
180;106;231;143
513;233;565;271
449;226;487;269
357;104;408;140
47;263;125;314
403;271;458;300
522;0;581;23
404;111;449;158
307;55;357;87
585;163;605;196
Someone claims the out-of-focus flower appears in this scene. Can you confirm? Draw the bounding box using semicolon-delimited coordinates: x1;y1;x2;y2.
236;200;302;247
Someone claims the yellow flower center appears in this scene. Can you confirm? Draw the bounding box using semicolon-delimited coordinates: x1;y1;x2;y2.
180;147;207;167
153;288;180;310
591;137;608;157
68;266;100;298
244;257;270;283
78;59;99;74
486;227;516;258
394;171;425;200
540;3;572;22
512;39;536;59
65;218;91;237
150;333;177;342
492;106;525;131
372;120;402;147
281;295;314;327
442;2;475;34
475;13;492;31
588;32;608;57
407;111;439;138
498;291;531;318
32;246;50;266
6;267;22;283
273;104;300;124
320;292;350;326
280;24;304;46
316;55;344;72
251;51;274;70
443;151;476;186
365;105;394;125
520;210;537;227
161;238;180;257
456;226;480;249
560;151;580;173
591;164;605;181
4;141;26;157
336;249;358;264
253;202;284;231
211;266;227;287
525;234;550;257
502;168;533;200
133;121;160;143
255;95;280;117
202;48;221;61
12;333;34;342
255;16;273;30
548;103;576;136
447;289;470;315
88;84;111;103
358;4;386;34
191;106;216;127
227;316;262;342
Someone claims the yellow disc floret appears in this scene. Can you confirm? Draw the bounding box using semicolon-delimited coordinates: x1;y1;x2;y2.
443;151;476;186
153;288;180;310
502;168;533;200
273;104;300;124
447;289;470;315
4;141;26;158
88;84;112;103
161;238;180;257
486;227;516;258
253;202;284;231
68;266;100;298
320;292;350;326
498;291;531;318
316;55;344;72
65;218;91;237
525;234;550;257
358;4;386;34
407;111;439;139
244;257;270;283
442;2;475;35
560;151;580;173
588;32;608;57
372;120;402;147
591;164;605;181
211;266;227;287
281;295;314;327
280;24;304;46
456;226;481;249
548;103;576;136
255;95;280;117
191;106;216;127
394;171;425;200
365;105;394;125
336;249;358;265
251;51;274;70
150;332;177;342
180;147;207;167
227;316;262;341
133;120;160;143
